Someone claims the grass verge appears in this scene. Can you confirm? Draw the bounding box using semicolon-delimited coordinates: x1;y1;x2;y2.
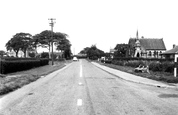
96;61;178;83
0;60;71;96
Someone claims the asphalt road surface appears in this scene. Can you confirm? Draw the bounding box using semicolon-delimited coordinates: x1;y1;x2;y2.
1;59;178;115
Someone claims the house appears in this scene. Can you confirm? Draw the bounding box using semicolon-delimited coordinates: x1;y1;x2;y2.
109;48;116;58
161;45;178;59
128;31;166;58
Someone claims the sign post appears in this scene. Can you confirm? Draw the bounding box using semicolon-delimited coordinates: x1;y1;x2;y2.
174;54;178;77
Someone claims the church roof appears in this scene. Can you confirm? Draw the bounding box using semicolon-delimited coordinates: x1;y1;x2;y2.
161;46;178;54
128;38;166;50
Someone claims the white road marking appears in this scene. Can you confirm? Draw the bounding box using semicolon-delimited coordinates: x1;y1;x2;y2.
77;99;82;106
80;65;82;77
78;82;83;85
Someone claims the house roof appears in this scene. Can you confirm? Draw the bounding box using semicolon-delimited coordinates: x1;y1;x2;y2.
128;38;166;50
162;46;178;54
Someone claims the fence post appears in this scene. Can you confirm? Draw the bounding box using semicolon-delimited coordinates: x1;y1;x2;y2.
0;57;2;74
174;54;178;77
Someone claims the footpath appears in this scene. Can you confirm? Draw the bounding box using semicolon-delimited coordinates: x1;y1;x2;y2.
92;62;178;89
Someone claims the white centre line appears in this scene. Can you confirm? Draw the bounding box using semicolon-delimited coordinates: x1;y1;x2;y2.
77;99;82;106
78;82;83;85
80;65;82;77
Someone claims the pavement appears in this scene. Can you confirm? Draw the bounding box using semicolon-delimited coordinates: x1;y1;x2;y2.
92;62;178;89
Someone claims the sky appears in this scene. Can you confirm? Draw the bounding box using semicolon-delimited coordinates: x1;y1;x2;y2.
0;0;178;54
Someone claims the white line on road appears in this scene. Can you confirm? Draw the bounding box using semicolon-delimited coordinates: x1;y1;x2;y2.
78;82;83;85
77;99;82;106
80;65;82;77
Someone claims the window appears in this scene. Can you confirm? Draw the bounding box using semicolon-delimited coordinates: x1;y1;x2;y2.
149;51;152;56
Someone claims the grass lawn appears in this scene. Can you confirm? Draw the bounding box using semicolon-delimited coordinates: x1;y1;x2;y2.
96;61;178;84
0;60;72;95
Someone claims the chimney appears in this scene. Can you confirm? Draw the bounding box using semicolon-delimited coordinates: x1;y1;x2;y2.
173;44;176;48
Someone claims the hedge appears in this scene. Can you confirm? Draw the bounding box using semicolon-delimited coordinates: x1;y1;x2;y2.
112;57;174;62
111;59;175;73
2;57;38;61
0;58;49;74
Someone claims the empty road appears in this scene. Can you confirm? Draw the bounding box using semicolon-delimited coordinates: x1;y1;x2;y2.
1;59;178;115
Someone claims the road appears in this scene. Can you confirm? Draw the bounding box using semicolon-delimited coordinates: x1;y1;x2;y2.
0;59;178;115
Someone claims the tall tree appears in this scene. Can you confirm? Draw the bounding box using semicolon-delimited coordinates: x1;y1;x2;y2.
114;44;130;58
0;50;6;57
6;32;32;57
31;34;41;57
80;45;105;59
80;47;90;54
38;30;55;58
55;32;71;58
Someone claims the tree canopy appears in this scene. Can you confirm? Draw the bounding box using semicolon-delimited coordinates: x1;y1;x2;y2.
80;45;105;60
6;32;32;57
5;30;71;58
114;44;130;58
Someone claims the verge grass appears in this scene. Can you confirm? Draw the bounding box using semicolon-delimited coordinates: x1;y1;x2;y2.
0;60;71;95
96;61;178;84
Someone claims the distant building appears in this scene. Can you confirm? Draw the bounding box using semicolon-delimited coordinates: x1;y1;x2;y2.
128;30;166;58
109;48;116;58
161;45;178;59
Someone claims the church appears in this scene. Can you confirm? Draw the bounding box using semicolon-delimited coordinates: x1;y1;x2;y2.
128;31;166;58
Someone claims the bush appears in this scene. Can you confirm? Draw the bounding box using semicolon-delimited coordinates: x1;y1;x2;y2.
41;52;49;58
149;61;174;73
124;60;145;68
28;52;36;58
105;60;112;64
112;60;124;66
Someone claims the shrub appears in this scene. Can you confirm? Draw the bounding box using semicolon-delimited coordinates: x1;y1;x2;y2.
105;60;112;64
124;60;145;68
28;52;36;58
41;52;49;58
149;61;174;73
112;60;124;66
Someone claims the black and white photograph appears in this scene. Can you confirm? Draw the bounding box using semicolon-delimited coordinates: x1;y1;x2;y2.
0;0;178;115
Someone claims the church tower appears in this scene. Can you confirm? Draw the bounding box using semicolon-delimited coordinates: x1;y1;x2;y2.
134;30;141;57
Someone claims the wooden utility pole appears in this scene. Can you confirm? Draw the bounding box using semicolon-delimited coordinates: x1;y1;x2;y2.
174;54;178;77
48;18;56;65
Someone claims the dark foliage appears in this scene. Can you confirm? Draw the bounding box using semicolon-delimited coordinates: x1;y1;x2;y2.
0;58;49;74
80;45;105;60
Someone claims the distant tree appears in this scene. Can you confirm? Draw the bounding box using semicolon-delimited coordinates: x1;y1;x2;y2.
31;34;41;56
55;32;71;58
114;44;130;58
0;50;6;57
37;30;55;58
6;32;32;57
80;47;90;54
37;31;71;59
80;45;105;59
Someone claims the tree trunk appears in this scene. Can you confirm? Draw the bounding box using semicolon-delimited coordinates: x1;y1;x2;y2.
15;51;18;57
23;50;26;58
35;47;38;58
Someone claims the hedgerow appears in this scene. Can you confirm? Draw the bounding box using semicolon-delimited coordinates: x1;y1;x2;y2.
111;58;175;73
0;58;49;74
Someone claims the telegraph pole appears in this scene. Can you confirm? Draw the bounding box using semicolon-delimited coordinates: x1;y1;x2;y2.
48;18;56;65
